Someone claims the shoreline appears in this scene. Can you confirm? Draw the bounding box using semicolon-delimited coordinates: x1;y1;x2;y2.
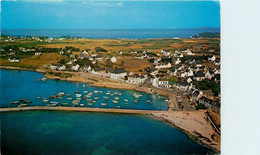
0;66;220;152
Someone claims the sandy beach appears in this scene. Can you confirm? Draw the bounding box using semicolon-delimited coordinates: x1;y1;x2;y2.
151;111;220;152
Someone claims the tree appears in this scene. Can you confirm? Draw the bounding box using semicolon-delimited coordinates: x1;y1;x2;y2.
95;47;107;52
59;59;65;65
121;60;125;66
106;58;112;67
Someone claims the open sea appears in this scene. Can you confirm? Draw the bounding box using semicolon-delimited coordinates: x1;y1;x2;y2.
1;28;220;39
0;69;215;154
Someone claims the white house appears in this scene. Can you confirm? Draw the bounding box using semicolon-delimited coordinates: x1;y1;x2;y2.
126;74;145;84
111;57;117;63
158;78;169;88
187;50;194;55
72;64;80;71
35;52;42;55
66;61;73;65
58;65;66;71
50;63;59;70
208;55;216;61
8;57;20;62
59;51;64;55
110;68;127;80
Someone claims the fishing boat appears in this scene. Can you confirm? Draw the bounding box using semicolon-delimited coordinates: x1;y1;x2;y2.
111;94;114;96
42;98;49;102
124;102;129;105
24;100;32;103
11;101;19;104
19;103;28;107
124;99;128;102
165;99;169;102
94;90;98;93
79;104;84;107
58;92;65;95
75;93;82;98
36;97;41;99
92;100;96;103
146;100;151;103
41;77;47;81
57;96;63;99
83;91;88;94
50;101;59;104
116;106;120;109
114;92;118;94
76;98;82;101
20;99;26;102
101;103;107;106
50;103;57;107
72;100;79;105
133;93;143;98
88;103;93;106
75;91;80;94
94;97;100;100
67;97;73;100
87;99;93;101
115;97;120;100
112;100;119;103
83;85;85;88
50;95;57;98
103;96;109;99
118;93;122;96
66;93;71;96
134;99;139;103
61;103;68;106
106;92;111;95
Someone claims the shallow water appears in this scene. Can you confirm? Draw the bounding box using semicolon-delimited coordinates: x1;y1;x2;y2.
0;69;168;110
0;111;215;155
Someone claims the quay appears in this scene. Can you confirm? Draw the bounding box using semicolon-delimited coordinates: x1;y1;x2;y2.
0;106;168;114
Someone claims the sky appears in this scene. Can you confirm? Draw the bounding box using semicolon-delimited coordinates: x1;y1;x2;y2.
1;0;220;29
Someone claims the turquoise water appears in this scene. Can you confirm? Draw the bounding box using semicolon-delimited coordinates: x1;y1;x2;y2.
2;28;220;39
1;111;215;154
0;69;168;110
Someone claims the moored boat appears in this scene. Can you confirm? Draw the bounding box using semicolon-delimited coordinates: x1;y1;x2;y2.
42;98;49;102
24;100;32;103
61;103;68;106
67;97;73;100
124;99;128;102
112;100;119;103
101;103;107;106
11;101;19;104
66;93;71;96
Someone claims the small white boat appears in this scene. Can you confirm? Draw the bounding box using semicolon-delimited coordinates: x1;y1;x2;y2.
76;98;82;101
115;97;120;100
94;97;100;100
36;97;41;99
116;106;120;109
133;93;143;98
42;98;49;102
106;92;111;95
57;96;63;99
146;100;151;103
75;94;82;98
11;101;19;104
101;103;108;106
67;98;73;100
84;91;88;94
112;100;119;103
58;92;65;95
66;94;71;96
87;99;93;101
72;100;79;105
134;99;139;103
79;104;84;106
118;93;122;96
41;77;47;81
94;90;99;93
50;103;57;107
92;100;96;103
50;101;59;104
165;99;169;102
124;99;128;102
61;103;68;106
88;103;93;106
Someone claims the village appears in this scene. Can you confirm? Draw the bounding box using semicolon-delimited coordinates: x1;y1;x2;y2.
0;34;220;115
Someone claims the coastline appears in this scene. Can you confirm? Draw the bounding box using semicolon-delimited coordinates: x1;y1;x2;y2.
0;66;220;152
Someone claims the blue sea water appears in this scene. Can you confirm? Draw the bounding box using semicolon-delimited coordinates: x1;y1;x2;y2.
0;111;215;155
1;28;220;39
0;69;168;110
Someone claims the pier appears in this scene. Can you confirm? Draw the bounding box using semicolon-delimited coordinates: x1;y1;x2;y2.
0;106;167;114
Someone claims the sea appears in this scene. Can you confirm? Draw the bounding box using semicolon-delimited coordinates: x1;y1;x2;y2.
1;28;220;39
0;69;216;154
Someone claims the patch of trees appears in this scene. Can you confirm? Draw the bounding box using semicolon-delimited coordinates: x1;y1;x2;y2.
65;46;80;52
181;55;208;62
95;47;107;52
192;79;220;96
193;32;220;38
40;48;60;53
77;58;95;68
